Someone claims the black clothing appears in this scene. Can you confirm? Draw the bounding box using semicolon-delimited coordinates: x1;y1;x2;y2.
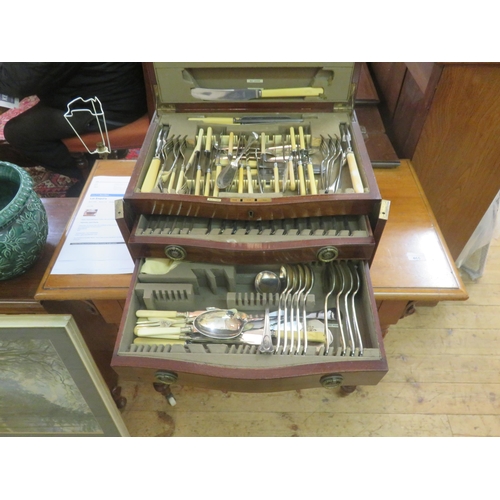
0;62;147;177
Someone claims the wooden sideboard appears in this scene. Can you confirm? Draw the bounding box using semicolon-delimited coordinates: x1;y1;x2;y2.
369;62;500;261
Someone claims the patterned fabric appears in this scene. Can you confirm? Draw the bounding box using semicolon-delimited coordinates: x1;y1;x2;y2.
0;96;39;141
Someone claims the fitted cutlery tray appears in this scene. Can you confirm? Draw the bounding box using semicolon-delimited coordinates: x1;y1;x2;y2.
112;259;387;389
123;212;376;264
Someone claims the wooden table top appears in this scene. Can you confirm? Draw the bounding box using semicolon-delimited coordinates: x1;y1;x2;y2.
34;159;468;303
371;160;467;301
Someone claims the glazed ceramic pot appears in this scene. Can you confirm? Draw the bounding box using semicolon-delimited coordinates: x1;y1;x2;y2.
0;161;48;280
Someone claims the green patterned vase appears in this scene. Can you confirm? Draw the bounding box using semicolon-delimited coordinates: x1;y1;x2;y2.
0;161;48;280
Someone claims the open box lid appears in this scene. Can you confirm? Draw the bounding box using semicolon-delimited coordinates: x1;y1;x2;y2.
148;62;357;109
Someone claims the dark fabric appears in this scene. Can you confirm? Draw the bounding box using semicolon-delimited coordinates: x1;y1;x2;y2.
4;103;105;177
0;62;147;173
0;62;147;119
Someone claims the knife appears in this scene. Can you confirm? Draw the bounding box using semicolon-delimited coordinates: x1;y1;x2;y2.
188;116;304;125
191;87;323;101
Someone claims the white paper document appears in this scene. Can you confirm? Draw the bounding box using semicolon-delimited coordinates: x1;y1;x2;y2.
52;176;134;275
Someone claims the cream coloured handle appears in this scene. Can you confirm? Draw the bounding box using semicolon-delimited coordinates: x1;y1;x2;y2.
194;167;202;195
213;164;221;196
136;310;182;318
135;326;192;337
188;117;234;125
347;152;364;193
298;126;305;150
238;164;245;193
298;162;306;195
205;127;212;151
288;158;296;191
307;162;317;195
204;170;211;196
140;157;161;193
260;87;323;98
274;164;280;193
290;127;296;151
227;132;234;159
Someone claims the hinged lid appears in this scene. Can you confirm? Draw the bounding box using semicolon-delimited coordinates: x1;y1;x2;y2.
151;62;356;109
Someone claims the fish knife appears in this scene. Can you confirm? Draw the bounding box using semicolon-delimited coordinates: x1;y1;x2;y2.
191;87;323;101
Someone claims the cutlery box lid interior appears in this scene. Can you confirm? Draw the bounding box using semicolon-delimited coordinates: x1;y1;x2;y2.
124;62;381;212
151;62;356;106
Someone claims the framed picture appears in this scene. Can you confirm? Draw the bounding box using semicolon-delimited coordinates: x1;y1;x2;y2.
0;314;129;437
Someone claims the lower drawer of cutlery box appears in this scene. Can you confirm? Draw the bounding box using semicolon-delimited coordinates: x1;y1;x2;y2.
111;259;388;392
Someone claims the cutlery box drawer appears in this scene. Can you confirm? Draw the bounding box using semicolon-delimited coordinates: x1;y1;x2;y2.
121;211;377;265
111;259;388;392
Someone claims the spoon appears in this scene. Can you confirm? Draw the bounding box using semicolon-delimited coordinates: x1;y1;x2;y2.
193;309;248;339
254;270;281;295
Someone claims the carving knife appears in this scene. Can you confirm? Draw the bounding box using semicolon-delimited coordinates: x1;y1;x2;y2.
191;87;323;101
188;116;304;125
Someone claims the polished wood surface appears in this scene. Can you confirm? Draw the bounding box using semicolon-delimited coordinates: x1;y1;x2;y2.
412;64;500;260
370;62;500;261
0;197;76;313
35;160;135;302
371;160;467;301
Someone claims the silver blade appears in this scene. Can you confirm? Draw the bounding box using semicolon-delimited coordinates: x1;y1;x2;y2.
191;88;260;101
236;116;304;124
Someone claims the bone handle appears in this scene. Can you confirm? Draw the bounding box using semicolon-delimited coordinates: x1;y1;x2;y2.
204;169;211;196
288;158;296;191
260;87;323;98
227;132;234;159
298;162;306;195
307;161;317;195
134;326;192;337
194;167;202;195
274;164;280;193
238;164;245;193
140;157;161;192
298;126;305;150
205;127;212;151
290;127;296;151
136;310;182;318
213;164;221;196
347;152;364;193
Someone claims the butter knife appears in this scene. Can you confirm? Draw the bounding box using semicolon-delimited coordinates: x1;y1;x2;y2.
191;87;323;101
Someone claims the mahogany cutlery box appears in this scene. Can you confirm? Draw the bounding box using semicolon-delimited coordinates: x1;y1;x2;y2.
112;62;389;394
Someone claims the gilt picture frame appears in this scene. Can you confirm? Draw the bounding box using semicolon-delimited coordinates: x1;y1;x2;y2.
0;314;129;437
